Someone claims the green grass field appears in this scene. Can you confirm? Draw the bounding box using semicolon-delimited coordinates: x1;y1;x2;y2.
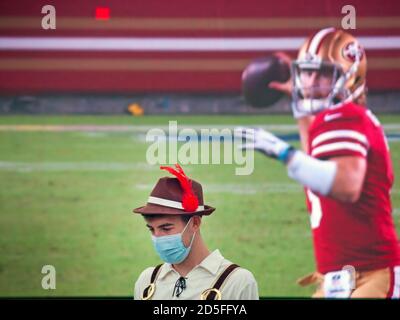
0;114;399;297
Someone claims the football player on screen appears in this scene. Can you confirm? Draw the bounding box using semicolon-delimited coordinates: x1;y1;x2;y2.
236;28;400;298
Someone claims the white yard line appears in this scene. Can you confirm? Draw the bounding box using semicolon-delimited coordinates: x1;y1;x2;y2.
0;124;298;132
0;161;153;172
0;161;398;197
136;182;400;195
136;182;303;194
1;123;400;133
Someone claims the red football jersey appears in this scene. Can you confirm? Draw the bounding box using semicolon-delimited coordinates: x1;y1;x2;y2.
307;102;400;274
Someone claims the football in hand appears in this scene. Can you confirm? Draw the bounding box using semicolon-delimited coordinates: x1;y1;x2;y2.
241;53;291;108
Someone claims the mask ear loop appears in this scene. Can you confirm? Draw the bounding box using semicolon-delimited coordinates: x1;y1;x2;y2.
181;217;196;249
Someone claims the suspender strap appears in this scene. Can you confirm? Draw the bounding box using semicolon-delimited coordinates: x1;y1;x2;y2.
151;264;163;283
205;264;239;300
142;264;163;300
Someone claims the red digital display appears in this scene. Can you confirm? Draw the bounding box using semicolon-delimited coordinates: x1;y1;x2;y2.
95;7;110;20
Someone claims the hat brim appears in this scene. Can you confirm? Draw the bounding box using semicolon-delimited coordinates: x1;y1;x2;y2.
133;203;215;216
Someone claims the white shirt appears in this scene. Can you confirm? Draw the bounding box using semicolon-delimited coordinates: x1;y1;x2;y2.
134;249;259;300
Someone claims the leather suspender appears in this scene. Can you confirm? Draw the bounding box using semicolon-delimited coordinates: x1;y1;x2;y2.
142;263;240;300
201;264;240;300
141;264;163;300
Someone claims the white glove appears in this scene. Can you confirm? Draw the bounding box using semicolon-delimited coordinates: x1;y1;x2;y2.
234;127;295;163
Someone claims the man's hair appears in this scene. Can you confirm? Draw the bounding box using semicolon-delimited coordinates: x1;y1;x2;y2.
143;214;193;223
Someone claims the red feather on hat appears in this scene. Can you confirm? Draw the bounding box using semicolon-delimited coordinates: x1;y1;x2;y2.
160;164;199;212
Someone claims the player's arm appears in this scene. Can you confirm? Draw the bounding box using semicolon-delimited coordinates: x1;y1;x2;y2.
235;128;367;203
328;156;367;203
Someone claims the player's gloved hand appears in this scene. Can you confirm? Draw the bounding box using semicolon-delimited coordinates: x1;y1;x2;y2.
268;52;293;97
268;52;310;119
234;127;295;164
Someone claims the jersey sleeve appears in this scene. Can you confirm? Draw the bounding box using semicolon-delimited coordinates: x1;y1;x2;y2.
309;109;370;160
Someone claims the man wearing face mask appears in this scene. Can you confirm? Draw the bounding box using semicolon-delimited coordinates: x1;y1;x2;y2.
133;164;259;300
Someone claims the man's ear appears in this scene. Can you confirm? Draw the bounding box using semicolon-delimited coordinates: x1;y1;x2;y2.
192;215;202;232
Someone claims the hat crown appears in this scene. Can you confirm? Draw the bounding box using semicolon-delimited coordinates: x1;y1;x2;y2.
150;177;204;206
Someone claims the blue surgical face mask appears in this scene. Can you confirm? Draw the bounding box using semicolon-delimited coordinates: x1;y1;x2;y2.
151;218;196;264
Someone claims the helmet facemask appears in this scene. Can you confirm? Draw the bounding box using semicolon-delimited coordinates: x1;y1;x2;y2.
292;54;361;116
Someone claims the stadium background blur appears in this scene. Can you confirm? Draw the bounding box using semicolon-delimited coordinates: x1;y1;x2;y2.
0;0;399;297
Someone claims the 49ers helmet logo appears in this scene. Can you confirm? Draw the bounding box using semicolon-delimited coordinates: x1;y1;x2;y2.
342;42;364;62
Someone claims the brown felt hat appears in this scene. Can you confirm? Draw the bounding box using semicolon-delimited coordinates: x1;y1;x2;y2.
133;177;215;216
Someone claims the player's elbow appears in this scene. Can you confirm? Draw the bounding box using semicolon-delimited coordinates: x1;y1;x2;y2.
330;174;364;203
336;188;362;203
329;156;367;203
347;191;362;203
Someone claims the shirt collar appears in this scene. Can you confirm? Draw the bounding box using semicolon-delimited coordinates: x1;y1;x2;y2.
197;249;224;275
157;249;224;280
157;263;175;280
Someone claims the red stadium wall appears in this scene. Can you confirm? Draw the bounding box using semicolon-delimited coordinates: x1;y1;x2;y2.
0;0;399;94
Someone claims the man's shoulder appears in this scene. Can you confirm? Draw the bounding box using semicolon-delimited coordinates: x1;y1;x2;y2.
134;265;166;300
229;267;257;284
329;102;367;117
219;259;256;285
217;259;259;299
311;102;368;134
134;266;159;295
137;266;156;282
